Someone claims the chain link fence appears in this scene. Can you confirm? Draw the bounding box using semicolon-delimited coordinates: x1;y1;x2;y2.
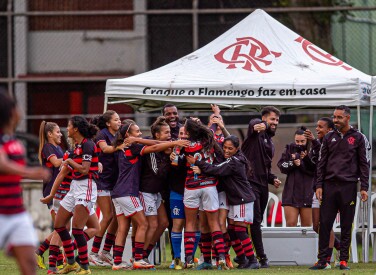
0;0;375;142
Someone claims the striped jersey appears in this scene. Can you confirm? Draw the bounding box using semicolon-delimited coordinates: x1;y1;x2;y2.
54;151;73;200
0;134;26;215
71;138;99;180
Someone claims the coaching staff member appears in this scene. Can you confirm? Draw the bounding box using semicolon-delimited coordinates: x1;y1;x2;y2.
241;106;282;268
314;105;370;270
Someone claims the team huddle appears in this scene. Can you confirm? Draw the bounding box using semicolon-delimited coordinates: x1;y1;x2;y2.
0;90;370;275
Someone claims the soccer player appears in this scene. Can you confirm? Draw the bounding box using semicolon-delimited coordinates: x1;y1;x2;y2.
54;116;99;274
89;110;125;266
0;91;50;275
36;121;64;269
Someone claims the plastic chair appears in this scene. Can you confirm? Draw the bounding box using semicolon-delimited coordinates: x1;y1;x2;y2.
262;192;279;227
368;193;376;261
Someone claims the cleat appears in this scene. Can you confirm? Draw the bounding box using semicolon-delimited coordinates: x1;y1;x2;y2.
57;263;64;270
58;262;80;274
225;254;234;269
259;257;270;268
133;259;155;269
112;262;133;270
174;258;183;270
309;262;331;270
88;252;105;266
233;256;240;264
236;259;249;269
185;256;195;269
194;257;199;263
74;267;91;274
217;259;229;270
99;251;113;266
246;259;260;269
339;261;350;270
196;262;213;270
47;269;58;274
169;260;175;269
36;253;47;269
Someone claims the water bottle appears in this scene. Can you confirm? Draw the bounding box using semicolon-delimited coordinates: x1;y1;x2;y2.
171;146;180;166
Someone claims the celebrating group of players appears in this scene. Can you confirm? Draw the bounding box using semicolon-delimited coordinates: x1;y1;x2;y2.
0;88;370;275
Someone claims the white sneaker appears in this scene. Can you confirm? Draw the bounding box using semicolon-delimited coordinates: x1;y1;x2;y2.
112;262;133;270
99;251;113;266
88;252;105;266
133;259;155;269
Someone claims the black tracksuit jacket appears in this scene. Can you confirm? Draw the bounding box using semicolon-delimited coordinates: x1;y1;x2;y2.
241;118;277;186
194;151;256;205
316;127;370;191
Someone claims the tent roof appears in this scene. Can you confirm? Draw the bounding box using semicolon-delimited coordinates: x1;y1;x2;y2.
105;9;371;112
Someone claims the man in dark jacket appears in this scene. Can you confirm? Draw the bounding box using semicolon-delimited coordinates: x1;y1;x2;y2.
163;104;182;140
312;105;370;270
241;106;282;268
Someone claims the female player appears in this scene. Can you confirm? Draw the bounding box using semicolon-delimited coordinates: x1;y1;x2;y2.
36;121;64;269
89;110;125;266
53;116;99;275
0;91;50;275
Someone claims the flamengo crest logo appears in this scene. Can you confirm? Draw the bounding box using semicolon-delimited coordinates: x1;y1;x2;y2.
214;37;281;73
295;36;352;71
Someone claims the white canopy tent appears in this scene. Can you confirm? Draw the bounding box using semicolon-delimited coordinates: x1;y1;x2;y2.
105;9;371;112
105;9;373;262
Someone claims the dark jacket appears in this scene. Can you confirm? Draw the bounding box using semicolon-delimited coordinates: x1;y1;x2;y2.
241;118;276;187
195;151;256;205
277;143;315;207
309;138;322;191
316;127;370;191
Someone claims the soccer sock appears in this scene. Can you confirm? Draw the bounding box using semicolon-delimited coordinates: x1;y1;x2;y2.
235;225;255;261
228;224;245;259
48;245;60;270
135;242;144;261
113;245;124;266
211;231;226;259
91;236;103;254
72;228;89;270
200;233;212;263
37;238;50;256
223;231;231;255
55;227;75;264
103;233;116;253
211;244;218;261
146;243;155;257
171;232;182;259
334;236;341;251
57;249;64;265
184;231;196;260
193;231;201;256
131;236;136;258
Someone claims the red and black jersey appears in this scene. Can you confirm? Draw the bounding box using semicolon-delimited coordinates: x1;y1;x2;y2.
183;141;217;190
71;139;99;181
0;134;26;215
54;151;73;200
41;143;64;198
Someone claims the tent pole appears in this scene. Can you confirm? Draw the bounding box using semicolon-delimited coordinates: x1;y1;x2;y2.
104;95;108;112
366;104;373;263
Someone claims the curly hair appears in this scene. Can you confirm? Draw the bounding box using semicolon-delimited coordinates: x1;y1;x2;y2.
91;110;117;130
70;116;98;139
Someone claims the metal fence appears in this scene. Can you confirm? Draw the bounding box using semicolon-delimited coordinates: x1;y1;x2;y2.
0;0;375;133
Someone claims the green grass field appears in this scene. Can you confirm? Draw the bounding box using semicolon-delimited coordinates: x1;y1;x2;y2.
1;251;376;275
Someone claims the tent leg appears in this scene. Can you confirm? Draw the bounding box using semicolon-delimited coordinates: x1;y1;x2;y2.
367;104;373;263
104;95;108;112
